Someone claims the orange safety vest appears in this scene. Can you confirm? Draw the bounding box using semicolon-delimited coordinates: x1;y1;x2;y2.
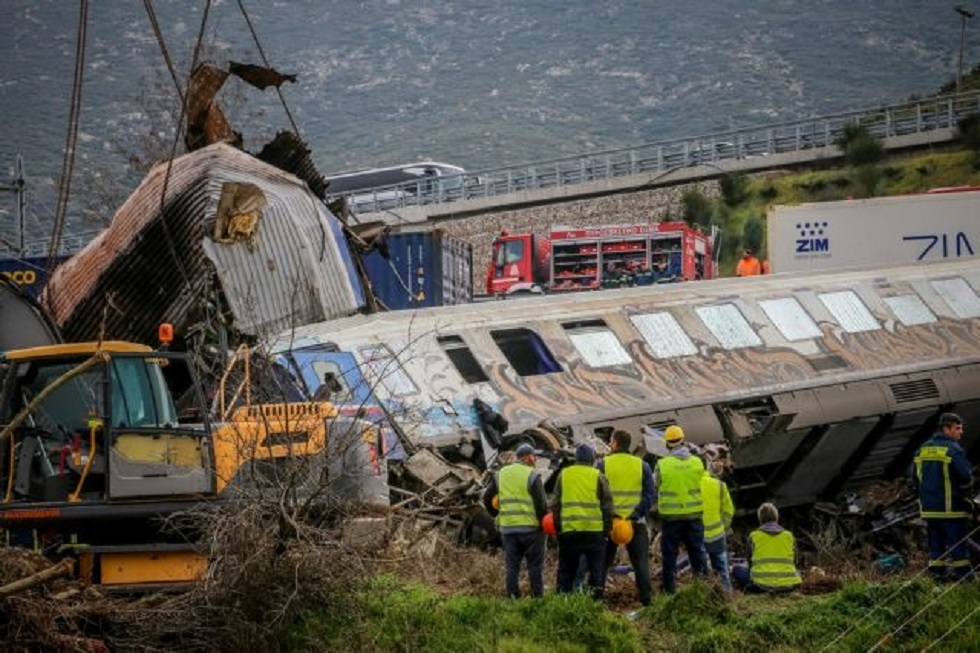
736;256;761;276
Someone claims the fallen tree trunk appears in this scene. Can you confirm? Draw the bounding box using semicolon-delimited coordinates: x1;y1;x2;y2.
0;558;74;598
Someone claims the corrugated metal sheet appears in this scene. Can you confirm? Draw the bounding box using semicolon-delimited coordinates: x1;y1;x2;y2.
362;230;472;310
43;143;364;344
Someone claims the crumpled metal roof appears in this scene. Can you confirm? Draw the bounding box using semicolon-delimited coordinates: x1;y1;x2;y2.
44;143;364;344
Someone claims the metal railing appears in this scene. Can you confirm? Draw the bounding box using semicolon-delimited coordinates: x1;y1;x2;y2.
7;90;980;257
342;90;980;214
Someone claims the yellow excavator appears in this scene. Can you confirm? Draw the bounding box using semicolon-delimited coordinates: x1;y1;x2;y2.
0;315;385;589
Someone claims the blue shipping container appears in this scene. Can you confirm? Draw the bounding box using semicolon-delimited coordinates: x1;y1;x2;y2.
0;255;69;298
362;230;473;310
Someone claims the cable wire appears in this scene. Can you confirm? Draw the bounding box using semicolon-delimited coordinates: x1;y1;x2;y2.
147;0;214;291
143;0;185;105
867;551;980;652
919;602;980;652
820;522;980;651
47;0;88;273
235;0;301;138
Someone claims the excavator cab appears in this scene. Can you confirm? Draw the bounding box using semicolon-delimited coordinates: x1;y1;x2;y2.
0;342;212;511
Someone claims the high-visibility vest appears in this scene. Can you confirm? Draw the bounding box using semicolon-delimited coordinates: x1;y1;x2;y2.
736;256;761;276
560;465;603;532
656;455;704;518
701;473;732;543
497;463;538;530
914;441;971;519
604;452;643;518
750;529;802;590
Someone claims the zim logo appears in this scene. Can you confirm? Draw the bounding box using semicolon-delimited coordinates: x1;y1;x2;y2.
795;221;830;254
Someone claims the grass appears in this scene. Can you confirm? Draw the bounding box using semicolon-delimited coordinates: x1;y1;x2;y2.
287;573;643;652
283;572;980;653
639;577;980;653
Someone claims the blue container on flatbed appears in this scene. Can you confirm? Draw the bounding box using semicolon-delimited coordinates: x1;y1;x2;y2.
0;255;68;297
362;230;473;310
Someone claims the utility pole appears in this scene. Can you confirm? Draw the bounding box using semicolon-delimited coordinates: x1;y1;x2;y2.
0;155;26;255
956;5;975;94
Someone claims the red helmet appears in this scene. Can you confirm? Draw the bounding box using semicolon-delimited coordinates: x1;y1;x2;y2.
541;512;557;537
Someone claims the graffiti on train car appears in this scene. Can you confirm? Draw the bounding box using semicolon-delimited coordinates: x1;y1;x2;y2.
480;317;980;429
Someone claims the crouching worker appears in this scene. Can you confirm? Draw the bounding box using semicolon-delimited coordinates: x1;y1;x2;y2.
553;443;614;599
483;443;549;598
732;502;802;593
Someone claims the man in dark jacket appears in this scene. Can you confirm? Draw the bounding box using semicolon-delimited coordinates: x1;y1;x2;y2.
551;442;614;598
483;443;549;597
912;412;974;581
597;429;654;606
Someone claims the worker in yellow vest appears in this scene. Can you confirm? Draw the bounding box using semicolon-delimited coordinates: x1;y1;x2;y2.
732;502;802;592
597;429;654;606
482;443;549;598
552;442;614;598
700;459;734;592
653;425;709;593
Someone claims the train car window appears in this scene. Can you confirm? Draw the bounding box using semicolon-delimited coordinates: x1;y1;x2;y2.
629;312;698;359
931;277;980;318
562;319;632;367
359;345;418;397
759;298;822;341
695;304;762;350
437;335;489;383
818;291;880;333
490;328;562;376
883;294;937;326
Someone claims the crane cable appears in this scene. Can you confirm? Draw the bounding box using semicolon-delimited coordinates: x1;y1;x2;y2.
141;0;215;291
143;0;185;106
235;0;301;139
47;0;89;274
819;521;980;651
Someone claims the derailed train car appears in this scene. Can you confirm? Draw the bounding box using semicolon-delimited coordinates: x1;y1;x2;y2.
271;257;980;508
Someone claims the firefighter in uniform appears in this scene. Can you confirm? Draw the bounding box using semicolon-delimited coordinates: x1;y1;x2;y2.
912;412;974;581
654;425;709;593
483;443;549;598
598;429;655;606
733;502;802;592
552;442;613;598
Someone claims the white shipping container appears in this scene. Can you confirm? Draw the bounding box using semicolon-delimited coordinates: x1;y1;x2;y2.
767;190;980;273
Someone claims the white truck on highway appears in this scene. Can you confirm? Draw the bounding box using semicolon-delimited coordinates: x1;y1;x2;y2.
767;188;980;273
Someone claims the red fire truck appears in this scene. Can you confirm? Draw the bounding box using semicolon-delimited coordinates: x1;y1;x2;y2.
486;222;714;295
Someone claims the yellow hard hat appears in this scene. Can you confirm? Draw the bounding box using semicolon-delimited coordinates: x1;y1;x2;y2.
610;517;634;545
664;425;685;444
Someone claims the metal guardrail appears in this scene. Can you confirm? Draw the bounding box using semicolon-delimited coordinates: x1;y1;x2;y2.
342;90;980;214
7;90;980;257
